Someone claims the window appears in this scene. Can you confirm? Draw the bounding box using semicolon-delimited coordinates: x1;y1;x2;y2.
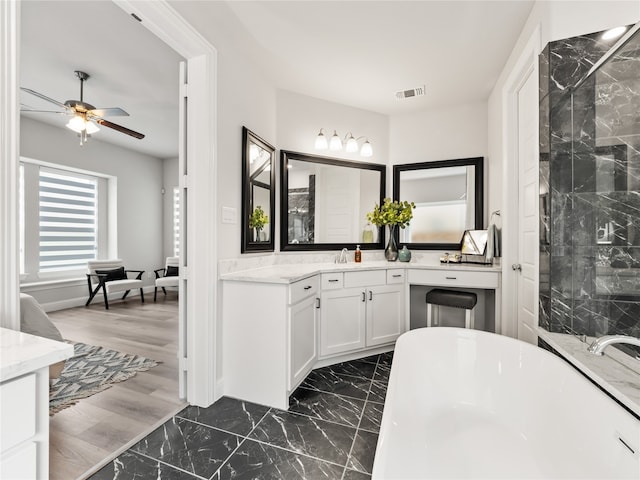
20;158;111;281
173;187;180;256
38;168;98;272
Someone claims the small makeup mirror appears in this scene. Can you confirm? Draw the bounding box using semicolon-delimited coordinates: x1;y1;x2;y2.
460;230;488;255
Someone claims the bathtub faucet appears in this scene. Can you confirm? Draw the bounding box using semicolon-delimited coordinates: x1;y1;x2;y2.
587;335;640;356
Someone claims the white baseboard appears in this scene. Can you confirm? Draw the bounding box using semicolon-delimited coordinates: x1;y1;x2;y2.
42;286;158;312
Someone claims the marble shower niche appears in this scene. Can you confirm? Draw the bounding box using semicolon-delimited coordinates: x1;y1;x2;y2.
539;26;640;356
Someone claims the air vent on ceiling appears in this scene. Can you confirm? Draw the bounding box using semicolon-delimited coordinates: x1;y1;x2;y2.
396;85;426;100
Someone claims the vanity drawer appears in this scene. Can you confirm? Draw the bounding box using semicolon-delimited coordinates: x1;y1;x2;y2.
386;269;405;284
344;269;386;288
408;269;499;289
321;273;344;290
289;276;319;304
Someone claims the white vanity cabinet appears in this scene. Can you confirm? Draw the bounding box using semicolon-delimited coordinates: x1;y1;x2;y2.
0;329;73;480
319;269;405;358
222;275;319;410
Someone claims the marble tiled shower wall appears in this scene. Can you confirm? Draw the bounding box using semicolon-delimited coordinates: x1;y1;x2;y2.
539;27;640;348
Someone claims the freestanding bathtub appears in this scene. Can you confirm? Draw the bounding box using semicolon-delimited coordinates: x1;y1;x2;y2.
372;328;640;479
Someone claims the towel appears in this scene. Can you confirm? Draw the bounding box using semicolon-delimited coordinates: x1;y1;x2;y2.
485;223;501;261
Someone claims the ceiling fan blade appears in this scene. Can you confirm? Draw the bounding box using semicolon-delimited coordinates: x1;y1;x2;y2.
20;87;69;110
88;107;129;118
95;119;145;139
21;108;68;114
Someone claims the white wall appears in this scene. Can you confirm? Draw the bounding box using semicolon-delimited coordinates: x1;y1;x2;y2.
19;117;165;309
277;89;389;167
390;102;488;165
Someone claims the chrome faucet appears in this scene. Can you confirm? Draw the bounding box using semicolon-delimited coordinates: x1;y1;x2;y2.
337;248;349;264
587;335;640;356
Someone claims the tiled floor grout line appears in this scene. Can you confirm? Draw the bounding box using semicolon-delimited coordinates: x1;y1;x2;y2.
207;407;274;480
128;449;208;480
340;355;381;480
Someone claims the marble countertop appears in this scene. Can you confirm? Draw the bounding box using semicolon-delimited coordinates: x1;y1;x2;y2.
537;328;640;418
0;327;74;383
220;260;501;284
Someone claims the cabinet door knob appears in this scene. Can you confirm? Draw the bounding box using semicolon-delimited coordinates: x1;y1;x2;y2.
512;264;522;271
445;276;457;280
369;290;373;301
361;292;366;302
329;279;339;283
304;285;312;290
315;298;320;309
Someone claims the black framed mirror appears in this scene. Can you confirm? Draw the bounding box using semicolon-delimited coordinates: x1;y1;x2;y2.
393;157;483;250
242;127;276;253
280;150;386;251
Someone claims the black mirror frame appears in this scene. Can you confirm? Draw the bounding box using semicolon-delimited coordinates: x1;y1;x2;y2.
280;150;386;251
393;157;484;250
242;127;276;253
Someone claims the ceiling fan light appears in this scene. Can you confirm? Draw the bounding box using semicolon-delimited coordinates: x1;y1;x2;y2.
345;134;358;153
66;115;86;133
85;121;100;134
315;129;328;150
329;130;342;150
360;139;373;157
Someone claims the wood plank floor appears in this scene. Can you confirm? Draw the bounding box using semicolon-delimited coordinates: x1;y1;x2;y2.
47;293;185;480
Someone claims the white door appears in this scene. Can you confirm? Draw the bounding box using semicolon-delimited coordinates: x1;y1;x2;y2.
177;61;188;398
516;67;539;345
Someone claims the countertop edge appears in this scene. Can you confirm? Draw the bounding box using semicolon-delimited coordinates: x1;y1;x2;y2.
537;328;640;418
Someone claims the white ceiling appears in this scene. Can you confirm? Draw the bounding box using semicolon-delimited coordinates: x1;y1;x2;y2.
20;1;535;159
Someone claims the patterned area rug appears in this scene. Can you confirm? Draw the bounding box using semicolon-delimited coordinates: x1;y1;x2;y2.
49;342;160;415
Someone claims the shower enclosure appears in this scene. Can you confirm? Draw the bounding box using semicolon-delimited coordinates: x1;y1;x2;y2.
539;24;640;356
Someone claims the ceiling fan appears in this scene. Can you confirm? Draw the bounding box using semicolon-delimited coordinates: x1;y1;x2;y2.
21;70;145;145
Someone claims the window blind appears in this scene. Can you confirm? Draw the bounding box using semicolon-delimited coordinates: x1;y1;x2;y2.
39;168;98;271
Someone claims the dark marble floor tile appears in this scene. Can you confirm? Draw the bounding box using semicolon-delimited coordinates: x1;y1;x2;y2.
131;416;240;479
343;468;372;480
301;369;371;400
315;359;378;380
373;369;389;386
289;387;365;427
378;351;394;366
358;401;384;434
249;410;356;466
218;439;344;480
374;362;391;379
88;450;199;480
367;380;388;404
177;396;270;436
347;430;379;474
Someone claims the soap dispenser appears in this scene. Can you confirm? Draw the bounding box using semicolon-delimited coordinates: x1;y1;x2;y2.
355;245;362;263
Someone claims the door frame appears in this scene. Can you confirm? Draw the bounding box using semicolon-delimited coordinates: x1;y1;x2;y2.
501;24;541;339
0;0;219;407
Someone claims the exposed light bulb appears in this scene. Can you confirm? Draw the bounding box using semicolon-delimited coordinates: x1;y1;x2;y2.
602;26;627;40
329;130;342;150
345;134;358;153
314;129;328;150
66;115;86;133
360;139;373;157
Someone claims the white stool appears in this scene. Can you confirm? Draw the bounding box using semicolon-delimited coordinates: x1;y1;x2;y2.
426;289;477;329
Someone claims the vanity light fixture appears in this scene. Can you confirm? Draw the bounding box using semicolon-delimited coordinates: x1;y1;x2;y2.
314;129;373;157
314;128;328;150
602;26;627;40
